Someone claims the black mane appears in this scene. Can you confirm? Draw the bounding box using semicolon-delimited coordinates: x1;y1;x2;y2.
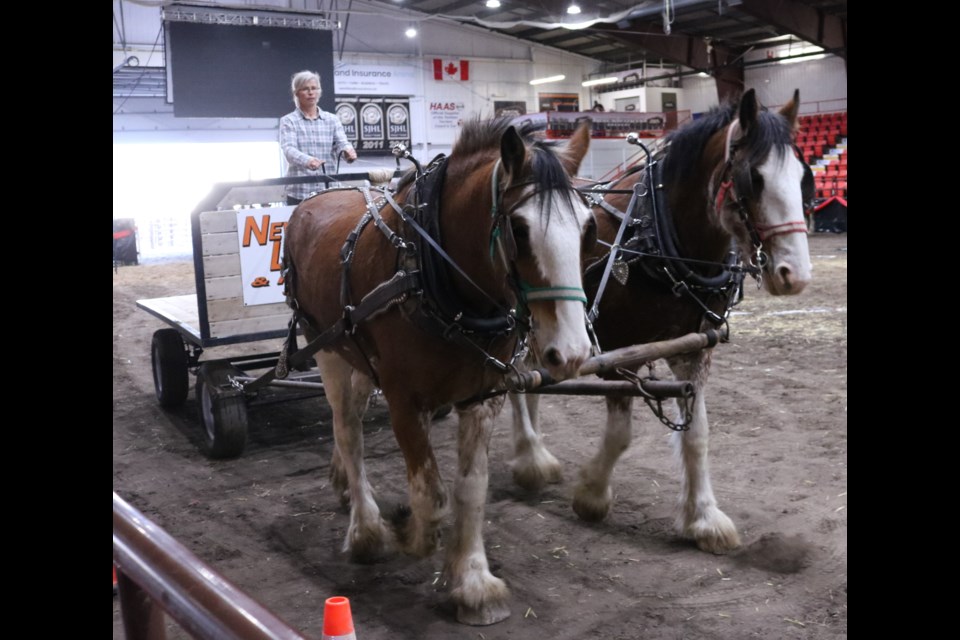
661;98;795;188
453;116;580;219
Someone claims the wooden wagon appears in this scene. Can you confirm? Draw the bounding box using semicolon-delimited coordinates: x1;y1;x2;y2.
136;172;397;458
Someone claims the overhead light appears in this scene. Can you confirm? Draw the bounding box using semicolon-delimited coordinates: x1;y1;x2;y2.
530;75;565;85
582;76;618;87
485;0;501;7
405;26;417;38
697;72;709;78
567;4;581;14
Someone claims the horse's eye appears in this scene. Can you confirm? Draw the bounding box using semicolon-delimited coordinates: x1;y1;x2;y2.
511;222;530;254
582;217;597;254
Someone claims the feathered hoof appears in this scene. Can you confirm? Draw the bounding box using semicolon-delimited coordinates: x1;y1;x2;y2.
511;457;563;492
572;482;612;522
511;443;564;492
452;577;512;626
456;600;512;626
682;509;741;554
391;504;442;557
345;521;395;564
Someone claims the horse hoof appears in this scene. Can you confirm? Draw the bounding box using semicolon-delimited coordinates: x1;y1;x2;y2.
683;509;741;554
694;528;742;554
512;463;562;492
456;601;511;626
345;522;395;563
572;483;612;522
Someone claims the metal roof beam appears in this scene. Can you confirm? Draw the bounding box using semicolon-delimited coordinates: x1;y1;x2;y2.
737;0;846;58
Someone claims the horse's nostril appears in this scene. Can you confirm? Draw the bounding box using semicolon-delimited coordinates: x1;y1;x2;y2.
778;265;793;285
544;348;563;368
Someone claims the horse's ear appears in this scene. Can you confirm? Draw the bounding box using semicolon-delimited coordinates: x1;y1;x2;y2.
738;88;758;132
500;125;526;179
560;119;592;175
779;88;801;133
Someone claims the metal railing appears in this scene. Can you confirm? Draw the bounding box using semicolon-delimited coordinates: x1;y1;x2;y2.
113;492;314;640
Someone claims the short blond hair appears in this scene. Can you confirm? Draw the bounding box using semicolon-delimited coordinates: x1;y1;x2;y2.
290;70;321;106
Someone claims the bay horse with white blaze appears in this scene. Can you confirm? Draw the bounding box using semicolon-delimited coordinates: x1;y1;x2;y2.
282;118;596;624
509;89;814;554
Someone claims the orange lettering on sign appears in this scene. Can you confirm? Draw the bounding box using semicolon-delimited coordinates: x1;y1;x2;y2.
242;215;271;247
268;221;286;242
270;240;283;271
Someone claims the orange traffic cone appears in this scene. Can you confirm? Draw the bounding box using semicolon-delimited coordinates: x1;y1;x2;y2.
322;596;356;640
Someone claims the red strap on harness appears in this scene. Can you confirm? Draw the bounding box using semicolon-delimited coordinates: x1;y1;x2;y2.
755;220;808;241
715;180;733;212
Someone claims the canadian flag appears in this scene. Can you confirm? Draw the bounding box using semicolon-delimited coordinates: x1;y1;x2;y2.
433;59;470;81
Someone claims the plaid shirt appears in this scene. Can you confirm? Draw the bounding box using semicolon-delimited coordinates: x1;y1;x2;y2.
279;107;355;200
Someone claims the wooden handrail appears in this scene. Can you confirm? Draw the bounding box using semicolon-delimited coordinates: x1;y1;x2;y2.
113;492;314;640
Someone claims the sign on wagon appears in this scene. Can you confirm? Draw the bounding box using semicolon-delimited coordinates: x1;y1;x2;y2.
236;207;294;306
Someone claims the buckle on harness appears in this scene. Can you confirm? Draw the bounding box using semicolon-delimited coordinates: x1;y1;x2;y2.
343;305;357;334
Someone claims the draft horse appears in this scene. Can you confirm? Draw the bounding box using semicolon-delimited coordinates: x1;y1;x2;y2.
282;118;597;624
509;89;814;554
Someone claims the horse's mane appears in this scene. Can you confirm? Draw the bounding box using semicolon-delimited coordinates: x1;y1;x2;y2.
452;116;579;219
661;96;795;188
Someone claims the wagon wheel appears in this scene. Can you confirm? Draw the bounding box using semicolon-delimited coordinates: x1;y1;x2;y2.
151;328;189;408
195;363;248;459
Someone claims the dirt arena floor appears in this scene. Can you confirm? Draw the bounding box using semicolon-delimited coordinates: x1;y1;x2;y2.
113;232;847;639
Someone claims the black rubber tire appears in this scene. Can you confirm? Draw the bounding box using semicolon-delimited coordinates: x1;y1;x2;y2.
196;363;248;459
151;329;189;408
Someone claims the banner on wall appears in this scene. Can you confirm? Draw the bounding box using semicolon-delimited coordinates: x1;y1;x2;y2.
236;207;294;306
429;101;465;129
333;63;419;95
335;96;411;155
433;59;470;81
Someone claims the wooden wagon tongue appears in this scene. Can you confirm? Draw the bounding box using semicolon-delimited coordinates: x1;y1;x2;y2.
503;328;726;396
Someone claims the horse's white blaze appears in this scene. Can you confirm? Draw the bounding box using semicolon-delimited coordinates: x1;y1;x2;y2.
516;196;593;380
756;150;813;295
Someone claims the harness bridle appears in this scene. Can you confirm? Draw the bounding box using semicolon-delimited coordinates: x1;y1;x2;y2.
712;118;809;279
488;158;589;310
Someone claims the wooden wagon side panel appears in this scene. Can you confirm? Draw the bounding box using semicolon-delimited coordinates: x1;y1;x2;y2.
198;210;291;340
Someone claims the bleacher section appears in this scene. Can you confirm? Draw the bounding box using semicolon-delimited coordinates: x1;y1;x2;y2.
797;111;847;201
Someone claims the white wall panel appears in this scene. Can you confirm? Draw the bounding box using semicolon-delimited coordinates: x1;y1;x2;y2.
746;57;847;114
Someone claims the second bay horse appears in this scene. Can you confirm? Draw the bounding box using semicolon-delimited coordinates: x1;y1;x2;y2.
509;89;814;554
